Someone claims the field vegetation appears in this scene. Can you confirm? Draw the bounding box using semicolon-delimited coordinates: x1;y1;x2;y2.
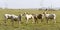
0;9;60;30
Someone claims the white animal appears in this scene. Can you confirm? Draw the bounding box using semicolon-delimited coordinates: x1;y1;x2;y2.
4;14;21;25
23;12;34;23
43;12;56;23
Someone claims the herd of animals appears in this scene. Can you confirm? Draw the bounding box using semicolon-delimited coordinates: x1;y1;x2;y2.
4;11;56;26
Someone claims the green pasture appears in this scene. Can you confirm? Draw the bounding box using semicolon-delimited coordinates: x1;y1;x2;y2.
0;9;60;30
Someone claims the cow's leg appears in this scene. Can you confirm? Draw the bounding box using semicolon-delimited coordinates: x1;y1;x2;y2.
19;17;21;24
34;18;37;24
17;19;20;27
46;19;49;23
41;19;43;22
11;18;14;26
26;18;29;24
53;19;56;24
18;18;21;27
32;17;37;23
4;18;7;26
32;19;35;23
53;17;56;24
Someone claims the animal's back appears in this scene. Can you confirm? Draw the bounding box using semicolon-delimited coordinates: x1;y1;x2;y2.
5;14;12;18
37;14;42;19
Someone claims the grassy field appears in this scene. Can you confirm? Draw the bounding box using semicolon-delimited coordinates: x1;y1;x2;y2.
0;9;60;30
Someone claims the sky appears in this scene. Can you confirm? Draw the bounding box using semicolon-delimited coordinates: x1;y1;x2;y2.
0;0;60;9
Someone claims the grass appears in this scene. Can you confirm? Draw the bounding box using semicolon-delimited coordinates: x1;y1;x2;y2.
0;9;60;30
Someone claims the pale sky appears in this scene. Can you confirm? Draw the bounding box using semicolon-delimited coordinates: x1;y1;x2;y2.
0;0;60;9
